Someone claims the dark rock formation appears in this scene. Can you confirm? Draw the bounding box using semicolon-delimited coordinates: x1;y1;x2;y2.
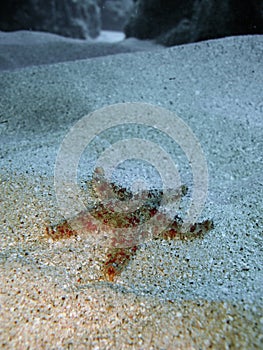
99;0;134;31
124;0;263;46
0;0;101;39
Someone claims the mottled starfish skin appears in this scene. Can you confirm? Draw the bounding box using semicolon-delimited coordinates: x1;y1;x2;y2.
46;167;213;281
102;218;213;282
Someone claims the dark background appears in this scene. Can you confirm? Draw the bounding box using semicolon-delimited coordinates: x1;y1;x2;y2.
0;0;262;45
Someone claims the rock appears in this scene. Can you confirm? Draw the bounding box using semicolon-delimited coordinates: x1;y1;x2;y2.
124;0;263;46
0;0;101;39
99;0;134;31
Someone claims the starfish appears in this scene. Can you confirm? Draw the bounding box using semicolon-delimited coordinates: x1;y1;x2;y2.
46;167;213;281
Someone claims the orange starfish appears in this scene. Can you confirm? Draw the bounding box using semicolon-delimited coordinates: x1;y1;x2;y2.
46;167;213;281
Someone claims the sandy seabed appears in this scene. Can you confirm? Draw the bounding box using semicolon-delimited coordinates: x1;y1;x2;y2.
0;31;263;349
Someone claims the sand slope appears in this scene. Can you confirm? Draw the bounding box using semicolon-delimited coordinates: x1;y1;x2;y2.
0;30;162;71
0;33;262;348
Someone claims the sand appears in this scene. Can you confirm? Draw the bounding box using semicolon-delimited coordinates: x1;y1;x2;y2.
0;31;262;349
0;30;161;71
